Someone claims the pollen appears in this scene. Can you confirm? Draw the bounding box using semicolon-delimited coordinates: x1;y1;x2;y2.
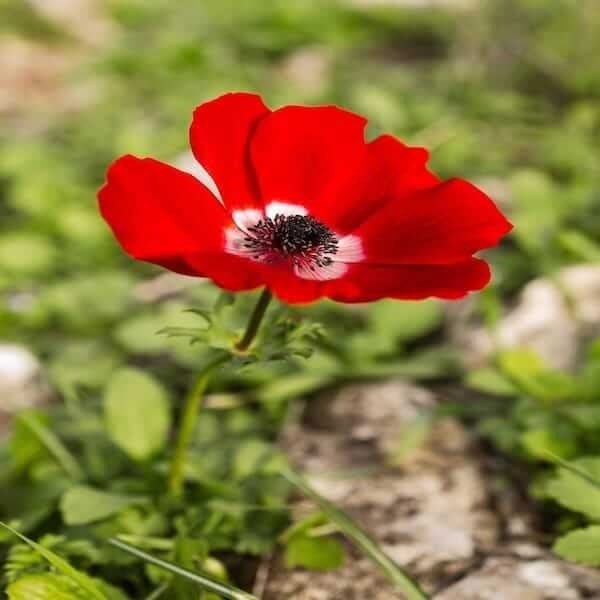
243;214;338;270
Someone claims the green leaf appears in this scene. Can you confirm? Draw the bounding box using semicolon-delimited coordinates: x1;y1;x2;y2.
553;526;600;566
0;522;107;600
280;512;330;543
543;453;600;491
520;428;577;460
5;535;106;583
0;232;57;275
498;349;575;402
232;439;272;480
285;534;345;571
558;230;600;262
282;468;428;600
465;368;518;396
546;457;600;519
575;362;600;403
7;573;129;600
7;573;91;600
561;404;600;430
49;342;123;391
60;486;147;526
104;368;171;461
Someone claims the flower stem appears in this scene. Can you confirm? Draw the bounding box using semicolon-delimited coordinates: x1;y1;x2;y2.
168;354;228;495
235;288;272;352
168;289;273;495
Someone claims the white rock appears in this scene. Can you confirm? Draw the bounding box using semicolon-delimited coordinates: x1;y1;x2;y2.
558;265;600;330
518;561;571;590
436;557;580;600
0;344;48;414
449;264;600;370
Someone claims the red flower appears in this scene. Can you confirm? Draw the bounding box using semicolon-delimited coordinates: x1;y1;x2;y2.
98;93;512;304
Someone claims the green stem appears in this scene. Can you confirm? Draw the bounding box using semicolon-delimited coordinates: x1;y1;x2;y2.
168;289;273;495
168;354;228;495
236;288;272;352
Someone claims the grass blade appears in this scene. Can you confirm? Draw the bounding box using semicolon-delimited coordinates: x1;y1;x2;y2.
108;538;257;600
144;583;169;600
19;412;83;480
0;522;106;600
282;467;429;600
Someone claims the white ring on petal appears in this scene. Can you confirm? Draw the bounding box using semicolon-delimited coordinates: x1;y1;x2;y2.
224;226;254;257
265;201;308;219
336;234;365;263
232;208;264;233
295;261;348;281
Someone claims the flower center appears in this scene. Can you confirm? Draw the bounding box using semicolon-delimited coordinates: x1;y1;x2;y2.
243;214;338;269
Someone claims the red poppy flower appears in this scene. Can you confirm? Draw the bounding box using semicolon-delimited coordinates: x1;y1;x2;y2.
98;93;512;304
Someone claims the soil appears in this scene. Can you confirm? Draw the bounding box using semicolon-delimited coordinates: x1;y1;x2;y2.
259;379;600;599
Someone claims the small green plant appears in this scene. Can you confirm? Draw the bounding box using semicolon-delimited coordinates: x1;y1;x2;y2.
467;339;600;565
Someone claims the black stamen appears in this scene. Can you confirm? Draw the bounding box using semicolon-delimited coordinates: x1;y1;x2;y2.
243;214;338;269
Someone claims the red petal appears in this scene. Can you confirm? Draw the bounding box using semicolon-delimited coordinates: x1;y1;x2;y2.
250;104;367;215
186;254;324;302
328;258;491;303
98;155;230;273
264;266;323;304
189;92;270;211
312;134;439;234
186;253;266;293
354;178;512;265
259;257;491;305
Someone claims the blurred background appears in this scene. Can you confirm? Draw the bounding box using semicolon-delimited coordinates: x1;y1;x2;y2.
1;0;600;596
2;0;600;398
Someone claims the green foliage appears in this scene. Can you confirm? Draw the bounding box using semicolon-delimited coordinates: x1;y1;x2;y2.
546;458;600;520
553;527;600;566
285;535;345;571
282;513;345;571
7;574;128;600
6;574;88;600
0;523;108;600
0;367;293;597
467;345;600;558
498;349;576;403
60;486;148;526
3;0;600;595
